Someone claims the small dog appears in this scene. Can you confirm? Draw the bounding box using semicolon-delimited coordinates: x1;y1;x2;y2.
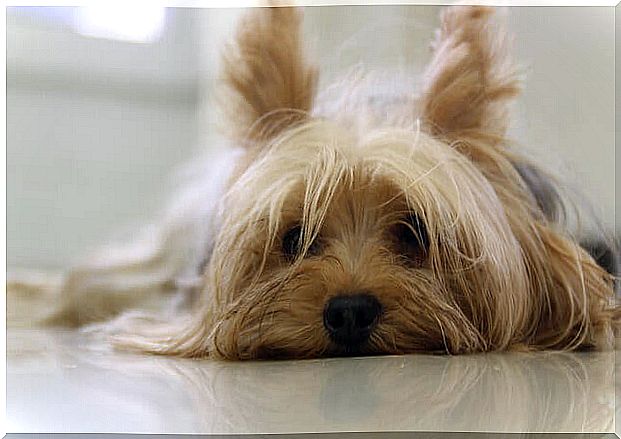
41;5;619;359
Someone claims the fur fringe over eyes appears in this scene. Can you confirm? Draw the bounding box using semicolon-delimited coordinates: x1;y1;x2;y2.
26;4;620;359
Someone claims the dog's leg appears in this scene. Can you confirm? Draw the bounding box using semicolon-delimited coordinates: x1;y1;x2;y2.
41;223;205;327
7;237;177;328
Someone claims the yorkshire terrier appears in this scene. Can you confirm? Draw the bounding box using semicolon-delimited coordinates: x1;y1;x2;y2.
31;5;619;359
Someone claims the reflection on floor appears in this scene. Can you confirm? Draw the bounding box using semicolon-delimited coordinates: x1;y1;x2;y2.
6;328;617;435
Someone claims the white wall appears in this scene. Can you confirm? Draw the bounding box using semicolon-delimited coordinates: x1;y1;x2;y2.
7;5;615;270
7;9;202;269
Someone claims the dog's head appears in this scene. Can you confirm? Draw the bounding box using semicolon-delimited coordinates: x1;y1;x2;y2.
134;6;617;359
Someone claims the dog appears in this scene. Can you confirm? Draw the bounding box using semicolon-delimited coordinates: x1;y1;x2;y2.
33;4;619;359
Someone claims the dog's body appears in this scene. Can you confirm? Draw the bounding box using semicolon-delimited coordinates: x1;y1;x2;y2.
40;5;619;359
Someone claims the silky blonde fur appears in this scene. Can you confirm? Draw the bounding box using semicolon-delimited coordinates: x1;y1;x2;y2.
27;5;619;359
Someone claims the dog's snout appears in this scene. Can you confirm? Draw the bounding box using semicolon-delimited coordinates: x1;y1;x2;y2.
323;293;382;346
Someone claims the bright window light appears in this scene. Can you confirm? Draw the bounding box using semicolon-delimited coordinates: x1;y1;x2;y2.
73;5;166;44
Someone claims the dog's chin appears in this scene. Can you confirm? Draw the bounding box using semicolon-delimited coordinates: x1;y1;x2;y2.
256;341;438;360
254;343;378;360
327;341;395;358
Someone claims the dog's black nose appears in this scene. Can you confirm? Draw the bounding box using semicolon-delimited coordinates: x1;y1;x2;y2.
323;294;382;346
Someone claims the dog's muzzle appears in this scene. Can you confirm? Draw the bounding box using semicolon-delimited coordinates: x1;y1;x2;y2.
323;293;382;347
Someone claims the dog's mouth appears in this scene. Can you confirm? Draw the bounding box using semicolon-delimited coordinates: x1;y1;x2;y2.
253;341;381;360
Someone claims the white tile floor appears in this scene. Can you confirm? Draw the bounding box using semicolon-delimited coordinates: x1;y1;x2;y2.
6;328;618;435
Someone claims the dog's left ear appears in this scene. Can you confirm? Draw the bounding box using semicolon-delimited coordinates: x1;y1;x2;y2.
419;6;519;143
221;6;318;145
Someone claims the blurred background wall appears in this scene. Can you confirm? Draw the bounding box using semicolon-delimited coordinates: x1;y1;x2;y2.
7;5;615;270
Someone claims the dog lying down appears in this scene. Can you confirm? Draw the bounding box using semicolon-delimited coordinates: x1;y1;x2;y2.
22;5;620;359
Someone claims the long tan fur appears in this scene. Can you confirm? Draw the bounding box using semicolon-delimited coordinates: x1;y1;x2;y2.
22;5;619;359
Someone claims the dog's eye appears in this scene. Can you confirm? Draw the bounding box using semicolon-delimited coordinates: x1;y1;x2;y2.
282;225;321;260
392;214;429;265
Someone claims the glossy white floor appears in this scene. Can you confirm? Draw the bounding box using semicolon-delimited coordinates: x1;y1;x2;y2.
6;328;619;436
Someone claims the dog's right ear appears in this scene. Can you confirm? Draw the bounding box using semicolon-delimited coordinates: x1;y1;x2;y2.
221;6;318;146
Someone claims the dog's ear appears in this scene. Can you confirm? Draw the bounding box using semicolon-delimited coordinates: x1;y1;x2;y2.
221;6;318;145
419;6;520;143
